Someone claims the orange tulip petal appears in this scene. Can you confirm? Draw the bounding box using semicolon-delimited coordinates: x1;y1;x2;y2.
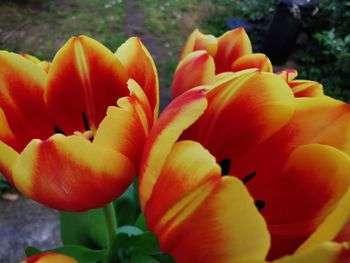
12;134;135;211
94;79;151;165
139;88;208;210
183;71;295;168
20;53;41;63
172;51;215;98
21;252;78;263
0;140;19;185
152;176;270;263
214;28;252;74
255;144;350;259
264;242;350;263
45;35;129;135
276;69;298;83
37;61;51;73
0;51;54;149
145;140;221;228
298;185;350;251
0;107;21;152
231;53;273;72
180;29;218;60
115;37;159;120
289;80;324;97
223;96;350;189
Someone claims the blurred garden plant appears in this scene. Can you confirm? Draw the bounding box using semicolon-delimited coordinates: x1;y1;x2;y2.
295;0;350;101
2;24;350;263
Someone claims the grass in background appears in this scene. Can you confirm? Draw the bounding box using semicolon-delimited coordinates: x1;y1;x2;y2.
0;0;348;106
138;0;275;88
138;0;208;89
0;0;126;60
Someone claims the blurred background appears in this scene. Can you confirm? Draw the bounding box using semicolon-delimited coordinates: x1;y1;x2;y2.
0;0;349;262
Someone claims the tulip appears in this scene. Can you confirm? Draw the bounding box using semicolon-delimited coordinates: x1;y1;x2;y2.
139;70;350;263
172;28;324;101
20;53;51;73
172;28;273;98
20;252;77;263
0;35;158;211
277;69;324;97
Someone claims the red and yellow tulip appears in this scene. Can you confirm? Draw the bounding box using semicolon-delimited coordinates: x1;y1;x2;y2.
172;28;273;98
0;35;158;211
20;53;51;73
277;69;324;98
172;28;324;100
20;252;77;263
139;70;350;263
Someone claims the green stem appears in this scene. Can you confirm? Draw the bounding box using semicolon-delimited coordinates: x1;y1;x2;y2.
103;202;118;263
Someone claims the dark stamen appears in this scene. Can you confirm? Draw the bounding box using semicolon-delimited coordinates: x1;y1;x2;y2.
219;158;231;176
82;112;90;131
54;126;66;135
242;172;257;184
255;200;265;211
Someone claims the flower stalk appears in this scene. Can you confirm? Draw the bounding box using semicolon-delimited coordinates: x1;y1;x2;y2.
103;202;118;263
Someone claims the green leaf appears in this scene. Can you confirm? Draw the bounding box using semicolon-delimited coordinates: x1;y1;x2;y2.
131;254;159;263
114;182;140;226
125;232;161;255
24;246;42;257
134;214;147;231
60;208;107;249
50;245;106;263
118;225;144;236
153;253;176;263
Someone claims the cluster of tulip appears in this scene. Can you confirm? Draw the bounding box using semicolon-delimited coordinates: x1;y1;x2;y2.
1;28;350;263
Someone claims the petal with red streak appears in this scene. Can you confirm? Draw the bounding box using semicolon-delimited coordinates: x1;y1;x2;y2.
145;140;221;228
180;29;218;60
183;71;295;167
214;28;252;74
277;242;350;263
139;88;208;209
20;53;51;72
252;144;350;259
276;69;298;83
115;37;159;120
172;51;215;98
94;79;151;166
0;51;54;149
152;175;270;263
20;53;41;63
231;53;273;72
335;219;350;244
231;96;350;188
12;134;135;211
0;107;21;152
45;35;129;135
298;185;350;251
289;80;324;97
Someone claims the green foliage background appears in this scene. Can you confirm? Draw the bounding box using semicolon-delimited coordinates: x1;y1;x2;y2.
297;0;350;101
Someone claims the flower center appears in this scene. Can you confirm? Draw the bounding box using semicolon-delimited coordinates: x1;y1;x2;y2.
73;130;94;141
54;111;95;141
219;158;265;211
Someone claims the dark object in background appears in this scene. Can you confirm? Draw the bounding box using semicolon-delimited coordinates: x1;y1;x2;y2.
226;18;254;34
261;0;318;65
